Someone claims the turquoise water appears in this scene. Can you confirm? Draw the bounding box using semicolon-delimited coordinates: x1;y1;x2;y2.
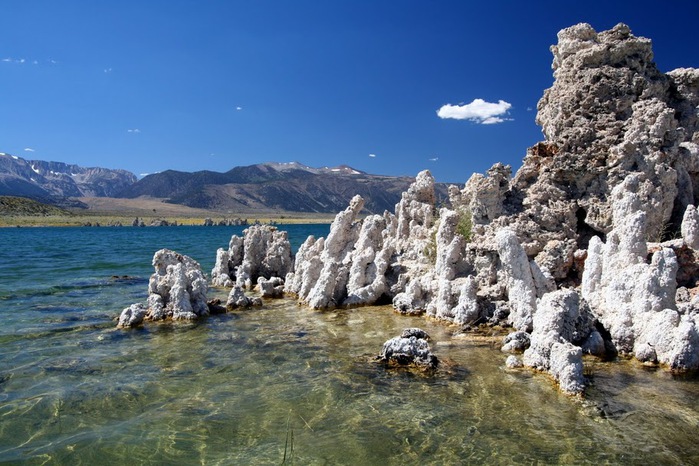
1;226;698;464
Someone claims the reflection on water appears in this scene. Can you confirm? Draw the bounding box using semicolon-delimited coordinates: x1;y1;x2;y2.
1;296;698;465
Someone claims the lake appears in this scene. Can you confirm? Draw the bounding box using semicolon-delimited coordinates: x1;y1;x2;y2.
1;226;698;464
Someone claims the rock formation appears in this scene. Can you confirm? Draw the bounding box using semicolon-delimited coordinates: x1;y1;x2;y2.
211;225;292;289
119;23;699;395
118;249;209;327
281;22;699;393
451;23;699;283
285;195;369;308
581;175;699;370
226;286;263;310
378;328;439;371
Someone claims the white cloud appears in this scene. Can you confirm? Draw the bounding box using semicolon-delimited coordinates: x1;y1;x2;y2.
3;57;58;66
24;147;35;152
127;128;141;133
481;116;506;125
368;153;376;158
236;106;243;111
429;157;438;162
437;99;512;124
104;67;113;73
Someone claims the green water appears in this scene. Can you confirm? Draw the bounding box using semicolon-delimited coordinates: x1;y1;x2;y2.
1;227;698;464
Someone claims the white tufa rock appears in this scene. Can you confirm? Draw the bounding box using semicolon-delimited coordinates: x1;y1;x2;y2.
258;276;285;298
581;175;699;370
226;285;262;310
496;229;537;332
211;225;292;289
681;205;699;250
118;249;208;327
117;303;147;329
378;328;439;370
304;195;365;308
344;214;393;306
452;276;480;325
522;289;587;394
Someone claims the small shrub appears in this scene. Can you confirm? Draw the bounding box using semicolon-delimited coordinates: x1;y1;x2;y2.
456;208;473;243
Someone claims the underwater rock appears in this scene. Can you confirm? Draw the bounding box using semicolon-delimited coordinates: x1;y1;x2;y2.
505;355;523;368
378;328;439;370
206;298;227;314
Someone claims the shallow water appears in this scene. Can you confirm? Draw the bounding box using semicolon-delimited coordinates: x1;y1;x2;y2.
1;226;698;464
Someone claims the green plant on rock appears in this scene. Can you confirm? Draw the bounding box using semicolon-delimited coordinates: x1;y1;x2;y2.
456;207;473;243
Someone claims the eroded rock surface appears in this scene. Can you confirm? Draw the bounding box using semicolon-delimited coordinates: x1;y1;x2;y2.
581;175;699;370
118;249;209;327
211;225;292;289
226;286;263;310
120;23;699;395
378;328;439;371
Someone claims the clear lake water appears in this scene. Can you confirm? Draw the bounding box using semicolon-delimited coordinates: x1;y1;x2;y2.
0;225;698;465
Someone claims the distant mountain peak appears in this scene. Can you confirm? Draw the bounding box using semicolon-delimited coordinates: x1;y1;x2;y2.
260;161;364;176
118;161;449;214
0;152;138;203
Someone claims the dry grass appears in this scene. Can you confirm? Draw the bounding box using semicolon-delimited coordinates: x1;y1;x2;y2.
0;196;335;227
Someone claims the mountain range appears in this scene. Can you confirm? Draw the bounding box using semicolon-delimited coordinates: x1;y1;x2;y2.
0;153;450;214
0;152;137;207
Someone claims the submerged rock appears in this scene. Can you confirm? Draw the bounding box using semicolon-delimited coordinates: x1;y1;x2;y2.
118;249;208;327
378;328;439;371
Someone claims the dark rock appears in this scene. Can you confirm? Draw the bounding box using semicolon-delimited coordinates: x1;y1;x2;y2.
378;328;439;371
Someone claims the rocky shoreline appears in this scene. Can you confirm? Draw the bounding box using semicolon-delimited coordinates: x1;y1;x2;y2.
118;23;699;395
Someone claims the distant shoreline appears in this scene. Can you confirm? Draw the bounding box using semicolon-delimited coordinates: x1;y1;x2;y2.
0;195;336;227
0;215;334;228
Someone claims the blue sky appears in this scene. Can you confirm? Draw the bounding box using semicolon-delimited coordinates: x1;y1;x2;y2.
1;1;697;183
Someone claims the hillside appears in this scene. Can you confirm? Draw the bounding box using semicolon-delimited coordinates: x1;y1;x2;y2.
118;162;450;214
0;153;453;215
0;152;137;205
0;196;71;216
